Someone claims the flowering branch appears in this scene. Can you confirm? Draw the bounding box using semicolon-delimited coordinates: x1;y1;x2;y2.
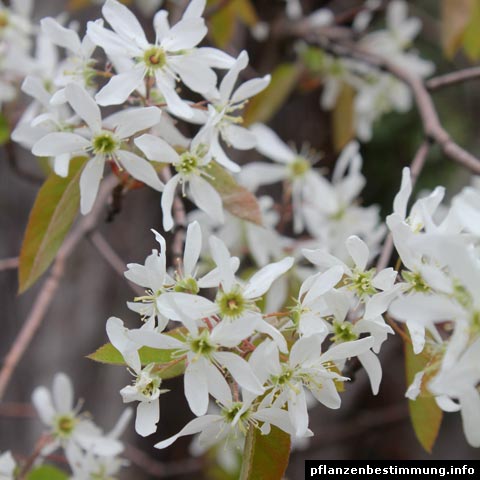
426;66;480;90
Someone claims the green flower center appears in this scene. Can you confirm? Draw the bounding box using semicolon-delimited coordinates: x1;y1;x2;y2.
54;414;77;438
272;366;294;386
136;366;162;398
175;152;198;175
189;330;217;356
216;289;248;319
288;156;310;178
92;132;118;155
174;276;200;294
221;402;249;426
143;46;167;69
349;269;376;297
332;321;358;343
403;270;430;293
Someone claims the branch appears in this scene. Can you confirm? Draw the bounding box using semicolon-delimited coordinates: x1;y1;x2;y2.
313;37;480;174
376;141;430;271
0;257;18;271
88;231;144;296
426;66;480;90
0;176;118;401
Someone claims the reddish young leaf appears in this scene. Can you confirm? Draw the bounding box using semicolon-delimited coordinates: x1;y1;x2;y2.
18;157;87;293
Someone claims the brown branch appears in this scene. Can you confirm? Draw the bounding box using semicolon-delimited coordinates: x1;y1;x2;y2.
312;37;480;174
0;257;18;271
426;66;480;90
124;443;204;478
0;176;118;401
18;434;54;480
88;231;144;296
0;402;35;417
376;141;430;271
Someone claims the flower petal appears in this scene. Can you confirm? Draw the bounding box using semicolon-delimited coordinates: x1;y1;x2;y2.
117;150;164;191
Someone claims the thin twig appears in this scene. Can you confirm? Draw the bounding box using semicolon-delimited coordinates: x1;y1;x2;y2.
124;443;204;478
88;231;144;296
0;402;35;417
0;257;18;271
426;66;480;90
312;37;480;174
4;140;44;185
18;434;54;480
0;176;118;401
376;141;430;271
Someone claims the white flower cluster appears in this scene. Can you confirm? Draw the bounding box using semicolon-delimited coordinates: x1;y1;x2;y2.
32;373;131;479
386;169;480;447
300;0;434;140
108;214;398;452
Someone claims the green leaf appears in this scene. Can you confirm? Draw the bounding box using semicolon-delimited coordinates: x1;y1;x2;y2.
27;465;68;480
441;0;474;58
0;113;10;145
88;328;187;379
332;83;355;152
404;341;443;453
18;157;87;293
206;162;262;225
240;425;291;480
243;63;301;126
462;0;480;60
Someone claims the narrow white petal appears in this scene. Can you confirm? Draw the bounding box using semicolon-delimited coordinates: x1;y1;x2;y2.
32;133;90;157
103;0;148;47
346;235;369;271
161;174;181;231
155;415;220;449
358;350;382;395
288;387;309;437
219;51;248;103
114;107;162;139
53;373;74;413
231;75;270;104
65;83;102;133
222;124;257;150
250;123;295;164
161;18;207;51
134;133;179;164
117;150;164;191
79;155;105;215
32;387;55;425
41;17;82;52
96;66;146;106
189;176;224;224
135;400;159;437
156;73;193;118
183;221;202;277
209;236;235;291
184;359;209;416
214;351;264;394
460;388;480;447
244;257;294;299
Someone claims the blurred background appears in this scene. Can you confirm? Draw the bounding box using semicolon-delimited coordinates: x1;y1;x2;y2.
1;0;480;478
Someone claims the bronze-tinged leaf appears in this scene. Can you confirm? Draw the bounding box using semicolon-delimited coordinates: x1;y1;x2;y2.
404;341;443;453
235;0;259;27
209;1;236;48
441;0;475;59
462;0;480;61
18;157;87;293
243;63;302;127
239;425;291;480
332;83;355;152
206;162;262;225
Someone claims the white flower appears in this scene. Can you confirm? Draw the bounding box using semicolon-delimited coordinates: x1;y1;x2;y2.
32;83;164;214
251;335;375;436
128;301;267;416
135;132;223;231
193;51;270;172
32;372;124;457
240;123;324;233
0;452;15;480
106;317;167;437
154;389;298;450
87;0;233;116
